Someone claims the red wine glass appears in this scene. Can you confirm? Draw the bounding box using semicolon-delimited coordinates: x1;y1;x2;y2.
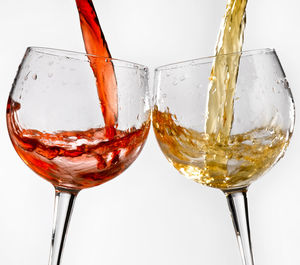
6;47;151;265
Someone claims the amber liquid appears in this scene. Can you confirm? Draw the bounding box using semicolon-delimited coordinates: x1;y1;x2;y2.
153;108;289;190
7;99;150;192
75;0;117;137
154;0;251;190
153;1;290;190
205;0;247;138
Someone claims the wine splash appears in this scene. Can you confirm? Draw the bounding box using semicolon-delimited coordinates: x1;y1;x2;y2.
205;0;248;139
7;99;150;191
75;0;118;137
153;107;289;190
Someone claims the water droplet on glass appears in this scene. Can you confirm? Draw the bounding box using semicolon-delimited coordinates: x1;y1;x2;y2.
158;98;164;106
179;75;186;81
32;73;37;80
283;79;290;90
24;71;30;81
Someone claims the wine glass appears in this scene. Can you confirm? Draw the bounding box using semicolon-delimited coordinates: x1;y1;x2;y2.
152;48;295;265
6;47;151;265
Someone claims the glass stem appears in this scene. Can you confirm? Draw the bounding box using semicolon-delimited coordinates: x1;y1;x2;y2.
225;189;254;265
48;188;78;265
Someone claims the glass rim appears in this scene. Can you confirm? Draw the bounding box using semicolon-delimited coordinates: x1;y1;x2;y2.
155;48;276;72
27;46;148;70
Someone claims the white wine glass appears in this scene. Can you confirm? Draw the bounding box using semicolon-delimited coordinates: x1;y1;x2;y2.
152;48;295;265
6;47;151;265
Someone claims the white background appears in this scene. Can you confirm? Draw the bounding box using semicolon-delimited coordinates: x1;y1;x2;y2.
1;0;300;264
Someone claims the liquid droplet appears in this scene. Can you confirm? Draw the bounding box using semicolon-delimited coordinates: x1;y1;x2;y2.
32;73;37;80
179;75;186;81
24;71;30;81
283;79;290;90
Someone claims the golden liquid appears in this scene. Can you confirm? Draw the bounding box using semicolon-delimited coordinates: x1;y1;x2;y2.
205;0;247;138
153;108;289;190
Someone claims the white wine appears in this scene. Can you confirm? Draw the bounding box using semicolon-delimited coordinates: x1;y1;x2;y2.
153;0;291;190
205;0;247;138
153;108;289;190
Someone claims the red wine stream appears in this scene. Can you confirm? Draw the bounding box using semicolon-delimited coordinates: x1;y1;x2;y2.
75;0;118;138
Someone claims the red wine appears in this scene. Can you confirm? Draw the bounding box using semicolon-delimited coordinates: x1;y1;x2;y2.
75;0;118;137
7;99;150;192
